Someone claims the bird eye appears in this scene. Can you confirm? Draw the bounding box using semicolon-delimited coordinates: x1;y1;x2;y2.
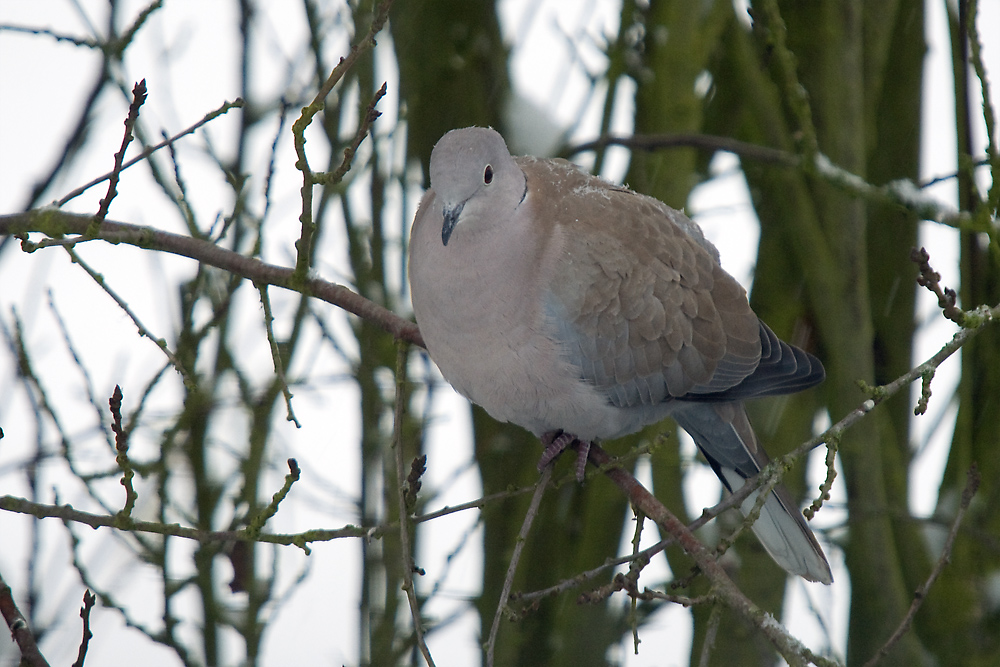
483;165;494;185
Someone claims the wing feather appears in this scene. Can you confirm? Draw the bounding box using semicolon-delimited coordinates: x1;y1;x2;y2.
528;157;767;408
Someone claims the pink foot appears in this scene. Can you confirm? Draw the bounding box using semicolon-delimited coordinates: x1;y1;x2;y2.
538;431;591;482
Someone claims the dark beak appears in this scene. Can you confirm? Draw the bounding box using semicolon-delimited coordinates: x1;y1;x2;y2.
441;202;464;246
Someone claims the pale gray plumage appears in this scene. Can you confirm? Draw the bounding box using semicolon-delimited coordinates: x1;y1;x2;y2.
408;127;832;584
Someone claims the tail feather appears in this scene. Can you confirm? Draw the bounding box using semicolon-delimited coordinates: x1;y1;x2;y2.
673;402;833;584
716;468;832;584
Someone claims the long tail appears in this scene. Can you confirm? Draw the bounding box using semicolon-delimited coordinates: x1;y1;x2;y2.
672;401;833;584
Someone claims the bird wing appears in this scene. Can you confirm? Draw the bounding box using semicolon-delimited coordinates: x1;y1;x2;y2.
523;156;764;408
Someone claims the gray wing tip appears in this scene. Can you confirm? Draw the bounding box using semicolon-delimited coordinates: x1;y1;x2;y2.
677;322;824;403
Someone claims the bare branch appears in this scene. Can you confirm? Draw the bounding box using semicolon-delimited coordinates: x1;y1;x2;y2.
486;465;553;667
257;284;301;427
0;570;51;667
0;211;423;347
911;247;965;325
55;97;244;207
109;385;137;519
93;80;147;228
316;82;387;186
71;591;97;667
965;0;1000;221
568;133;971;230
0;494;369;550
246;459;302;539
799;301;999;461
698;604;723;667
291;0;395;283
61;244;197;387
586;444;841;667
567;132;797;166
862;466;981;667
393;342;436;666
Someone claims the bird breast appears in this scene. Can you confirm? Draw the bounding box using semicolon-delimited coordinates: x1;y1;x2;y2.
410;192;633;439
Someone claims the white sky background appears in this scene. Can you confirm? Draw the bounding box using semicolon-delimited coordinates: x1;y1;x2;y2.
0;0;997;665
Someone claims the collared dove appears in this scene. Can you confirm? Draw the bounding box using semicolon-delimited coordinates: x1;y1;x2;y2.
408;127;832;584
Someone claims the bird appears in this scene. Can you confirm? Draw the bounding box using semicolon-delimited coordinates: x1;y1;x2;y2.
408;126;832;584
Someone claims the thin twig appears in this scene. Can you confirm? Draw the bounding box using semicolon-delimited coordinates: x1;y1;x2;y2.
769;300;997;522
62;246;196;387
485;465;553;667
56;97;244;207
567;132;798;166
0;24;101;47
0;493;369;550
113;1;165;55
92;80;147;228
109;385;137;519
412;482;537;524
911;247;965;325
1;313;118;515
629;589;714;606
0;570;52;667
965;0;999;222
246;459;301;539
310;0;394;109
414;439;659;526
71;590;97;667
567;133;971;230
292;81;385;281
316;82;387;186
290;0;395;283
58;507;194;663
698;603;723;667
513;464;773;606
392;342;436;665
805;436;839;519
862;465;981;667
797;302;998;460
586;444;840;667
711;458;786;564
628;509;645;652
257;283;301;427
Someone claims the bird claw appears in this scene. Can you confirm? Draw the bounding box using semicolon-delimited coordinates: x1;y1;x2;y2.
538;431;591;482
573;439;591;482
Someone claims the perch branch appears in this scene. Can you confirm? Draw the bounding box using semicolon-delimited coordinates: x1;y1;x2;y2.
0;211;423;347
